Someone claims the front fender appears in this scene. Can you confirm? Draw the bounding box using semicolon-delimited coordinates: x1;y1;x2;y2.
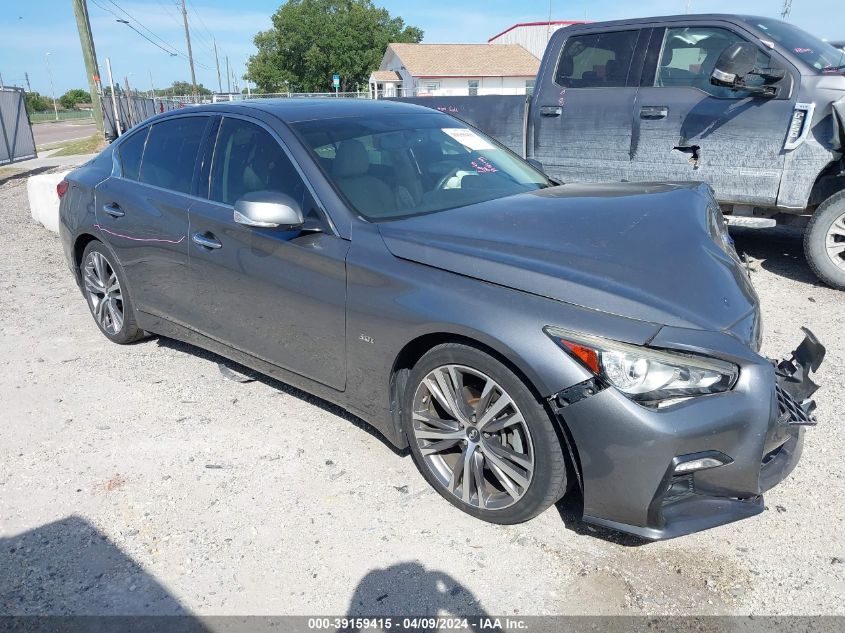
343;222;661;446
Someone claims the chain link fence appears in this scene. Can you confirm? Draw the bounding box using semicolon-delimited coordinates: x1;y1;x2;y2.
0;87;36;166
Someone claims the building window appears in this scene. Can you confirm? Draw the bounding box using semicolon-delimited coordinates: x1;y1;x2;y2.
468;79;479;96
422;81;440;94
525;79;536;95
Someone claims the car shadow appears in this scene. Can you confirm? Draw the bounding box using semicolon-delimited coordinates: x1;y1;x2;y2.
153;336;409;458
345;561;494;627
730;225;822;286
0;515;205;621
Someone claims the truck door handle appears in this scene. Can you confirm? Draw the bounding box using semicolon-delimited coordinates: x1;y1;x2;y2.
102;202;125;218
192;232;222;250
640;106;669;120
540;106;562;117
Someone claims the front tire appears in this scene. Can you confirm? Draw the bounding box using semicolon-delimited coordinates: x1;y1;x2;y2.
402;343;568;524
805;191;845;290
80;241;144;344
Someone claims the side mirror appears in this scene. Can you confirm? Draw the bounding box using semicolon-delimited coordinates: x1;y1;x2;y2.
711;42;758;88
233;191;304;229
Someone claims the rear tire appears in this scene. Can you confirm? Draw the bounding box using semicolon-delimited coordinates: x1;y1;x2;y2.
402;343;568;524
80;241;145;344
804;191;845;290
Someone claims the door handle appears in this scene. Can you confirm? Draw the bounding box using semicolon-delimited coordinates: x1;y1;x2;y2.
540;106;562;117
640;106;669;120
192;232;222;250
102;202;125;218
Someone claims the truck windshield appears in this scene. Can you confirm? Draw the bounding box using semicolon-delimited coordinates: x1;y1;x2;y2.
746;17;845;72
291;113;551;221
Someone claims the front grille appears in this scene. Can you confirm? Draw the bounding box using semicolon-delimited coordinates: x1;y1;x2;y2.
776;384;816;426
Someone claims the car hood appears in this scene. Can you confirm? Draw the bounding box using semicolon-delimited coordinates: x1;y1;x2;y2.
378;182;760;340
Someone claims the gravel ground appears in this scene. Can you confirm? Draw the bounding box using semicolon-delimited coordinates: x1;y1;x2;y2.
0;172;843;616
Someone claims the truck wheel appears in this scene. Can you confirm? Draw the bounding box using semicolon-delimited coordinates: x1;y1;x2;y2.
805;191;845;290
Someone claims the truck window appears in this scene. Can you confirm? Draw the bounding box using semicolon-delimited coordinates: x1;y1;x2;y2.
554;30;640;88
655;27;771;98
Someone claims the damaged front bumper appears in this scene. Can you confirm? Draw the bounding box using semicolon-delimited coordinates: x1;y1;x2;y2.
552;328;825;540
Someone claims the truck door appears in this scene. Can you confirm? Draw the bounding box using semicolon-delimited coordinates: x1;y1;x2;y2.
531;27;647;183
629;22;797;206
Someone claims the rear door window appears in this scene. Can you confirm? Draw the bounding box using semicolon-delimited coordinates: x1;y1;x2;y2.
208;117;305;207
119;126;149;181
555;30;640;87
139;116;208;194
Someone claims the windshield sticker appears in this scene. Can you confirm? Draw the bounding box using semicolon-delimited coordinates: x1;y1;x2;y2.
442;128;495;151
471;156;498;174
795;47;813;54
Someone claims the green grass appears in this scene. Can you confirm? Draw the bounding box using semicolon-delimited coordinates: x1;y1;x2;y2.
30;110;94;123
50;134;106;157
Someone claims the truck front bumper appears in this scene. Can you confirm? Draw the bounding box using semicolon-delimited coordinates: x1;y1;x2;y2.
552;329;825;540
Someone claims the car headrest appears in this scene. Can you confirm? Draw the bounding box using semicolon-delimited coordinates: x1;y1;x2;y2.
559;55;574;78
334;139;369;178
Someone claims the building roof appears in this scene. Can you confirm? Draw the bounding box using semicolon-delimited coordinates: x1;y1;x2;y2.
383;43;539;78
488;21;585;42
370;70;403;82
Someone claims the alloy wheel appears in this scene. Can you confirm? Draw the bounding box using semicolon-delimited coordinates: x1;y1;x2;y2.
83;251;124;335
411;364;535;510
826;210;845;272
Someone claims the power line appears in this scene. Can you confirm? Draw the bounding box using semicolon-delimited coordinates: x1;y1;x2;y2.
89;0;214;70
116;20;179;57
95;0;181;55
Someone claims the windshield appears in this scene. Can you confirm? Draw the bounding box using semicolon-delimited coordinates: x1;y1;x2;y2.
746;17;845;72
291;113;551;221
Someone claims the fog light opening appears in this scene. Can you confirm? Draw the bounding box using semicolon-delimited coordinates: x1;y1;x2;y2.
673;451;732;474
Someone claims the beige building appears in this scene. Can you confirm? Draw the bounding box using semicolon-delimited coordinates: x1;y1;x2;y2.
369;43;540;98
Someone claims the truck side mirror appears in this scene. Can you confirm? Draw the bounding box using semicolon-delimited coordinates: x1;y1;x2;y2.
711;43;758;88
711;42;782;97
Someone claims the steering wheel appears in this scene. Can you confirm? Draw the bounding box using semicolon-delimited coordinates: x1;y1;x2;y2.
435;164;465;191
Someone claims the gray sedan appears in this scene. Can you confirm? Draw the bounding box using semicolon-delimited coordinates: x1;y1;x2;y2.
58;100;824;539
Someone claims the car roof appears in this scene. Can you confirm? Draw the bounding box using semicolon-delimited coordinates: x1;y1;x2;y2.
564;13;773;29
178;98;437;124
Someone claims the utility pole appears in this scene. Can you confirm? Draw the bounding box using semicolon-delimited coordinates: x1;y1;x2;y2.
25;72;32;92
225;56;231;93
213;39;222;94
45;53;58;121
149;70;155;98
72;0;105;133
180;0;198;100
781;0;793;19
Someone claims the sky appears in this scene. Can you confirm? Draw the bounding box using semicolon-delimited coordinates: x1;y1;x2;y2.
0;0;841;97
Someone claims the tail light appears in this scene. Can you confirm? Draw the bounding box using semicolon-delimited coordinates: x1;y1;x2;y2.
56;180;69;199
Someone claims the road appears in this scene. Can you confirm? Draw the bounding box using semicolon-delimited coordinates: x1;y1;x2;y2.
1;172;843;617
32;120;97;147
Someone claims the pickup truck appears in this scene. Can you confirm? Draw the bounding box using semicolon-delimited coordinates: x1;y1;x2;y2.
395;14;845;289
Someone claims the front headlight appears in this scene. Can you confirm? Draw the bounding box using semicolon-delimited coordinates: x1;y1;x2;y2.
544;326;739;408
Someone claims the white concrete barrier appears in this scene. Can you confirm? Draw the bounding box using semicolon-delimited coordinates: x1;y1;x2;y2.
27;171;69;234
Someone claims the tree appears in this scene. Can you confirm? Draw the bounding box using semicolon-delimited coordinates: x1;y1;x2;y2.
25;92;51;113
246;0;422;93
155;81;212;97
59;88;92;109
